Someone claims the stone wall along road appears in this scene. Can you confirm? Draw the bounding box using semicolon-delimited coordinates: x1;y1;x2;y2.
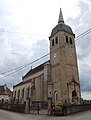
0;109;91;120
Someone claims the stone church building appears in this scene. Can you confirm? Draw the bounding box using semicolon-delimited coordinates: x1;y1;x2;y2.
13;8;81;110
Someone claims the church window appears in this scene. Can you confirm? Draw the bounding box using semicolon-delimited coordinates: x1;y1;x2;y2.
27;87;30;98
17;90;20;102
70;37;72;44
56;93;58;101
52;39;54;46
54;91;58;101
25;87;30;99
22;88;25;98
55;37;58;44
66;36;68;43
14;91;16;99
72;90;77;97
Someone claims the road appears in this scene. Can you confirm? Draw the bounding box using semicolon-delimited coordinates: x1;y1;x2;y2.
0;109;91;120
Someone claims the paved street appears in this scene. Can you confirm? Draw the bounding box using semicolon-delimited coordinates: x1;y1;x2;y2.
0;109;91;120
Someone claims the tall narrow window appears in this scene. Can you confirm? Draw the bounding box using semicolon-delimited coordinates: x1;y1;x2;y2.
14;91;16;99
55;91;58;101
27;87;30;98
56;93;58;101
66;36;68;43
17;90;20;102
14;91;16;101
55;37;58;44
22;88;24;98
52;39;54;46
70;37;72;44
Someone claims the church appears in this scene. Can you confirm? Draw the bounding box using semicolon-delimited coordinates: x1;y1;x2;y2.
13;7;81;111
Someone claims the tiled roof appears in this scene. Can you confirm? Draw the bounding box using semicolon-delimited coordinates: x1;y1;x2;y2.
23;60;50;78
13;79;32;88
14;61;50;88
0;85;12;96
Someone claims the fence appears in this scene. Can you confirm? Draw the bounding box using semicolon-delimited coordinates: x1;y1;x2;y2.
30;101;48;114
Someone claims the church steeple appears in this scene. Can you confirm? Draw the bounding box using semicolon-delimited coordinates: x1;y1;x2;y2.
50;7;73;37
58;8;64;24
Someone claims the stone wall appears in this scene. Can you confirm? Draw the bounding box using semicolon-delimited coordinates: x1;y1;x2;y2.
0;103;25;113
62;104;91;115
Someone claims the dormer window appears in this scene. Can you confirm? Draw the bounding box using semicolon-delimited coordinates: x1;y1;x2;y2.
55;37;58;44
52;39;54;46
66;36;68;43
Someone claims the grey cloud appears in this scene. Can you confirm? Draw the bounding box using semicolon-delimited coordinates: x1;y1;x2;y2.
0;0;91;95
67;0;91;93
80;72;91;92
0;36;49;89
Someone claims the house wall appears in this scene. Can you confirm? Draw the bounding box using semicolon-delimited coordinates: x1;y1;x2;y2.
0;94;10;103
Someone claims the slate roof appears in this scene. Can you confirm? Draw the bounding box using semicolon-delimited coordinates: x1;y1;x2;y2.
51;24;74;37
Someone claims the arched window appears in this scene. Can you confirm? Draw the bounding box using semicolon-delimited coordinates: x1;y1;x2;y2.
52;39;54;46
22;88;24;98
54;91;58;101
14;91;16;99
2;98;4;103
56;93;58;101
55;37;58;44
27;87;30;98
70;37;72;44
66;36;68;43
72;90;77;97
17;90;20;102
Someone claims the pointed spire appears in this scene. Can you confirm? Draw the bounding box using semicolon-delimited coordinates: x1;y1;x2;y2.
58;8;64;24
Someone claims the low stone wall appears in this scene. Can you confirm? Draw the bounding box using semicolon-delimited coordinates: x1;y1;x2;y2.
62;104;91;115
30;109;48;114
0;103;25;113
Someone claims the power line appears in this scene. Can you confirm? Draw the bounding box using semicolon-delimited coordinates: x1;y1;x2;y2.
0;53;50;80
0;27;91;38
0;29;90;77
1;30;48;37
0;28;91;80
0;42;68;80
75;28;91;41
0;43;67;80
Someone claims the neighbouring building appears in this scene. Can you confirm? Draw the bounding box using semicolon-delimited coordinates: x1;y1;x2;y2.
0;84;12;103
13;8;81;111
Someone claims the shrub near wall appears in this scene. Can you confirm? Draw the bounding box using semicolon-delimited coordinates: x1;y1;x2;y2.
54;102;62;116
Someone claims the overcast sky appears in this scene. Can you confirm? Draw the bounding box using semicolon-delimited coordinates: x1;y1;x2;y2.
0;0;91;100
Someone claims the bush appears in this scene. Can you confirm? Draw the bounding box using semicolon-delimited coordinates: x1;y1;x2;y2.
55;102;62;111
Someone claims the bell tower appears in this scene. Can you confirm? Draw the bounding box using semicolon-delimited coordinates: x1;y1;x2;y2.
49;8;81;104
